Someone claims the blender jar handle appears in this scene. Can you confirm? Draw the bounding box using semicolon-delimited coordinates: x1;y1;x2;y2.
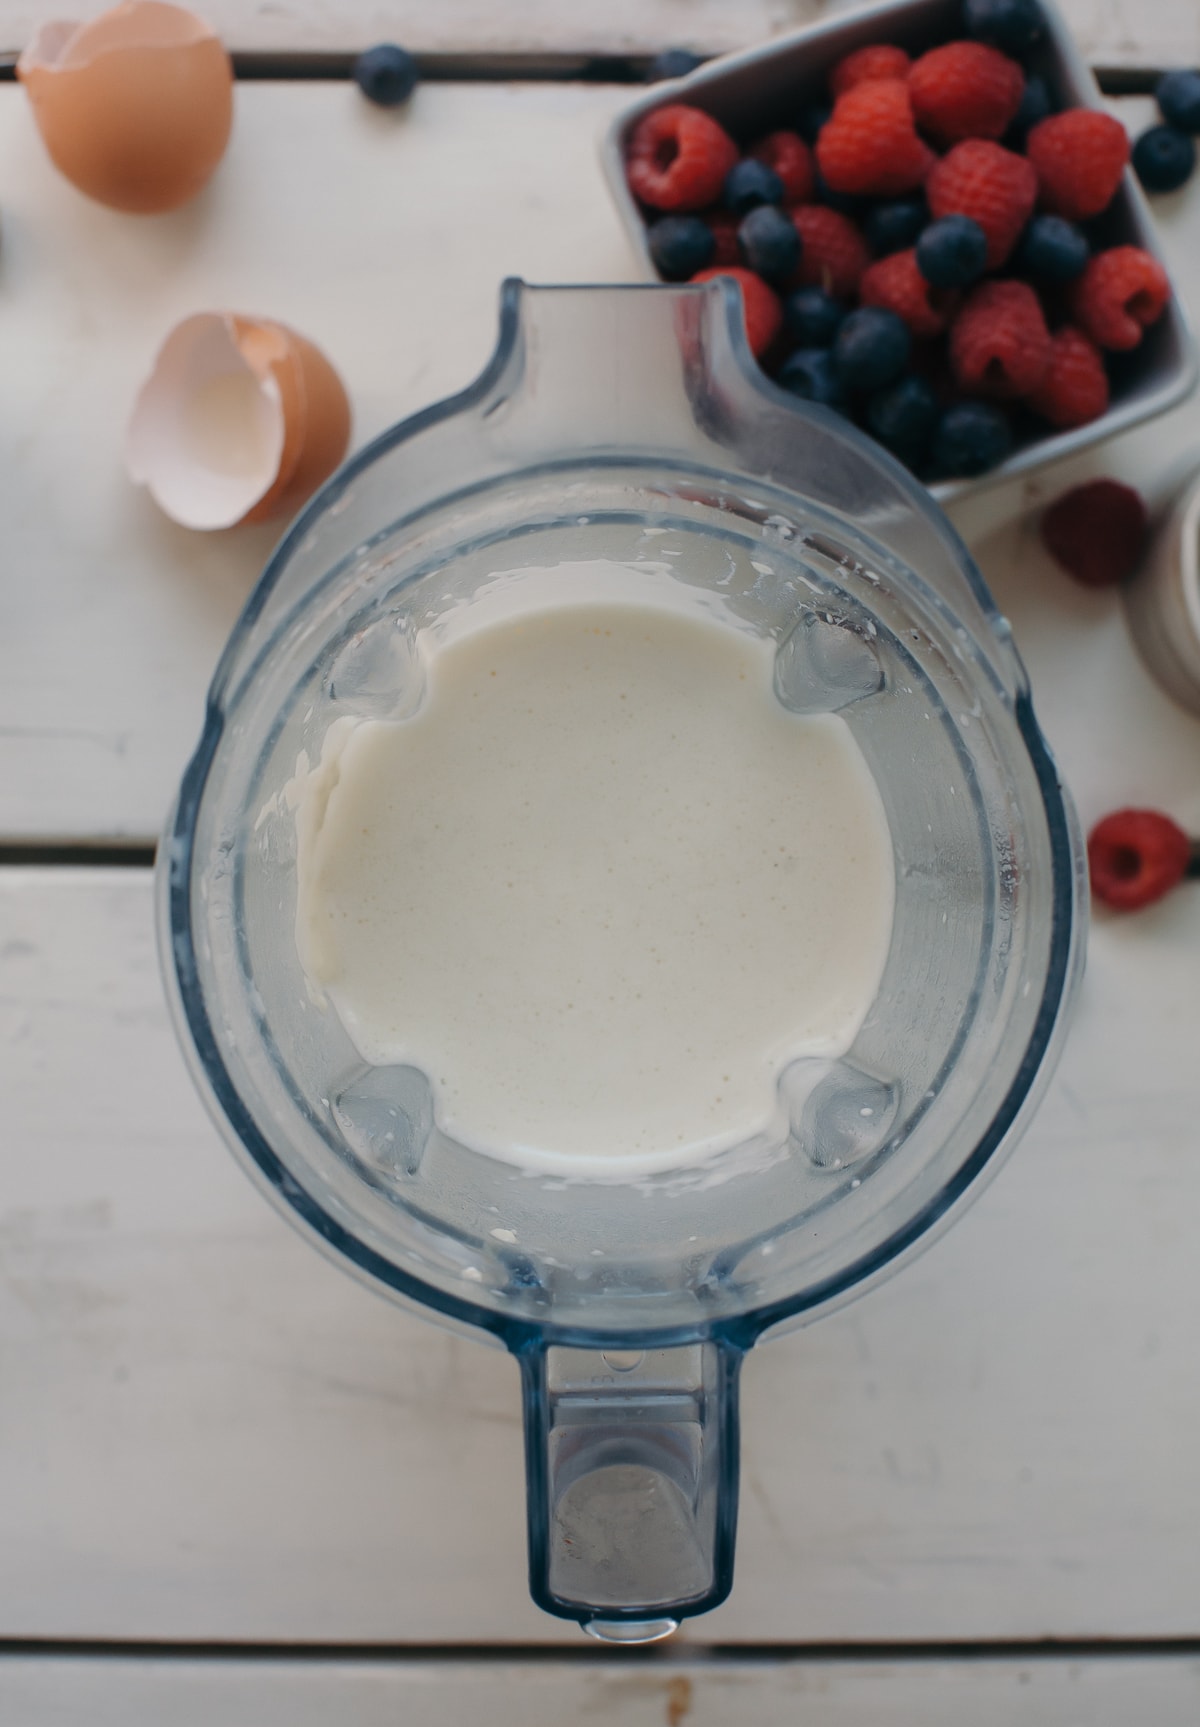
515;1336;743;1640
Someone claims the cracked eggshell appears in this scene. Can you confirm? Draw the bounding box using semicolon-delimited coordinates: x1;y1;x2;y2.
125;313;352;531
17;2;233;214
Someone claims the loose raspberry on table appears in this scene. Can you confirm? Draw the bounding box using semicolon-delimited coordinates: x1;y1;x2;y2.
860;248;958;338
626;104;739;211
828;43;911;98
908;41;1025;144
816;79;932;197
1025;109;1130;219
748;130;815;203
1040;477;1148;586
1069;245;1171;350
788;203;870;298
1025;326;1109;428
1087;809;1192;912
691;265;783;357
949;279;1051;398
926;139;1037;269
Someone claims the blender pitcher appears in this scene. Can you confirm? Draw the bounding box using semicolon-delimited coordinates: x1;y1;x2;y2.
161;280;1086;1642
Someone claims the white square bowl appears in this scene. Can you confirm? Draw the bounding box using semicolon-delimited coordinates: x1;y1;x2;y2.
599;0;1198;499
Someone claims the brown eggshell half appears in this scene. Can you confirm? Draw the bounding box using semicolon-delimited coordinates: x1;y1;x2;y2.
17;2;234;214
125;312;352;531
251;330;354;525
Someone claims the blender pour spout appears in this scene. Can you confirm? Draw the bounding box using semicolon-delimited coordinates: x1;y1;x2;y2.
517;1336;743;1635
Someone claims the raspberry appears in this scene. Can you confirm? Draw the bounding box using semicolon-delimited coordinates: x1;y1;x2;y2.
1087;809;1192;912
1026;326;1109;428
748;130;814;202
1069;245;1171;350
860;248;958;338
626;104;739;211
1040;478;1148;586
704;208;740;266
816;80;932;197
787;204;870;298
829;44;911;98
692;265;783;357
949;280;1051;398
908;41;1025;144
1026;110;1130;219
926;139;1037;268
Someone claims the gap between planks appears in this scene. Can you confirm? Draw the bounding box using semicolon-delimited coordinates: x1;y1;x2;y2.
4;1637;1200;1662
0;53;1169;91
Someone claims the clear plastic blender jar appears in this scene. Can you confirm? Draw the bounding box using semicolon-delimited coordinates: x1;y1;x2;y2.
161;280;1086;1641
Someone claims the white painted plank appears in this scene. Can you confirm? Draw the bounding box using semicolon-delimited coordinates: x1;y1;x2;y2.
3;865;1200;1642
0;0;1195;69
1;89;1199;842
0;81;639;842
3;1656;1200;1726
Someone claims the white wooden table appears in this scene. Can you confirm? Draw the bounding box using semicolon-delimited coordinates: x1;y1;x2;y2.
2;4;1200;1721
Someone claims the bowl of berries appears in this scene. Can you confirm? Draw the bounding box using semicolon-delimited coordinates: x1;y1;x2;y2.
601;0;1197;494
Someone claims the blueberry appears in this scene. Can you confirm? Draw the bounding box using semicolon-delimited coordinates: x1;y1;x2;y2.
1156;69;1200;134
813;168;867;217
724;159;785;214
962;0;1043;55
353;43;419;107
798;102;832;145
864;196;928;257
648;215;716;280
645;48;706;82
916;216;988;288
783;286;845;347
1004;73;1052;146
866;375;940;465
834;307;912;394
777;348;847;410
1014;214;1090;281
1133;125;1196;194
738;205;801;282
931;401;1014;478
